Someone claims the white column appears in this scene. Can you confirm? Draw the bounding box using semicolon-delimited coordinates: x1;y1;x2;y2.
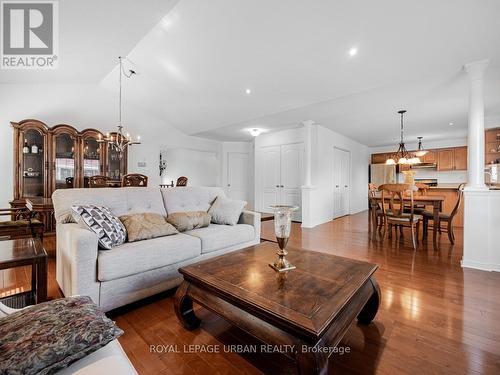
302;120;314;187
301;120;317;228
464;59;489;190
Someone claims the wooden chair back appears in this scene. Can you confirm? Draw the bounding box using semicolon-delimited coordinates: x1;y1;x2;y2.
88;175;109;188
379;183;414;220
122;173;148;187
65;177;74;188
449;183;465;219
176;176;188;187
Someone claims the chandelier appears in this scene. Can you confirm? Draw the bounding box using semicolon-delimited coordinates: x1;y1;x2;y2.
386;110;421;165
98;56;141;158
415;136;428;157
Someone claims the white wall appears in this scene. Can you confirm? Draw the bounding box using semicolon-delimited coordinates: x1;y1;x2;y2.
311;125;370;226
0;83;222;207
253;125;369;227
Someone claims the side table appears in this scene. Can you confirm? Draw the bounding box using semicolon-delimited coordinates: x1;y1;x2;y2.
0;238;48;308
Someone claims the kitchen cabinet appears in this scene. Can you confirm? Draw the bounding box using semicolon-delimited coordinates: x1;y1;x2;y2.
371;153;389;164
454;147;467;170
422;150;437;163
437;149;455;171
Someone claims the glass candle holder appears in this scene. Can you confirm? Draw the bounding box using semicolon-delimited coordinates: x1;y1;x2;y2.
269;205;299;272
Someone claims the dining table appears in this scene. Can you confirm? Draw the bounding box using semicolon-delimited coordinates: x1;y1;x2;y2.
368;194;445;249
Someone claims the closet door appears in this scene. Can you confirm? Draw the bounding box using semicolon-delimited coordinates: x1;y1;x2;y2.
227;152;249;202
261;145;281;213
333;147;350;218
280;143;304;221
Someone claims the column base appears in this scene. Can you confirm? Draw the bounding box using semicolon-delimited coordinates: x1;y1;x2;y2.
301;185;317;228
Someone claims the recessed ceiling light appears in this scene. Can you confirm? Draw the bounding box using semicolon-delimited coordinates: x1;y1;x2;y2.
449;122;454;126
249;128;261;137
348;47;358;57
245;88;252;95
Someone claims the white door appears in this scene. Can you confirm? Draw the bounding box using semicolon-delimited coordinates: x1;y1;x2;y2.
280;143;304;221
227;152;249;202
261;145;281;213
333;147;350;218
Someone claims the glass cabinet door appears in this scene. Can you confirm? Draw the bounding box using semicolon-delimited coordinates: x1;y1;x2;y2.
21;129;45;197
83;137;102;188
54;133;76;189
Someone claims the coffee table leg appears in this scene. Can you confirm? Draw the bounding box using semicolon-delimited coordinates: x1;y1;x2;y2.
174;281;201;330
296;346;328;375
357;278;381;325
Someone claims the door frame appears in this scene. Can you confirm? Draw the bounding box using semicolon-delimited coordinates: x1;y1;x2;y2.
332;146;351;219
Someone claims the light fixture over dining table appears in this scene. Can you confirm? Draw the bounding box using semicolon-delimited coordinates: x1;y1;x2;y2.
385;110;421;165
98;56;141;158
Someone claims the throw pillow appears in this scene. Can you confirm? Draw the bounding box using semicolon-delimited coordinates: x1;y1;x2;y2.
120;213;178;242
167;211;211;232
71;205;126;250
208;196;247;225
0;296;123;375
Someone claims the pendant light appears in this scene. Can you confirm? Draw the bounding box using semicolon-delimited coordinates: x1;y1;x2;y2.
414;136;428;157
98;56;141;158
386;110;421;165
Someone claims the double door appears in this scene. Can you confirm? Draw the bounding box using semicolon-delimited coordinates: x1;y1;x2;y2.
333;147;350;218
261;143;303;221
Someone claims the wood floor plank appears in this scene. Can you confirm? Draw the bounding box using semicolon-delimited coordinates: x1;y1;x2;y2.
8;211;500;374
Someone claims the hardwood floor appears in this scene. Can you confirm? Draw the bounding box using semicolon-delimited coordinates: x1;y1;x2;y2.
1;211;500;374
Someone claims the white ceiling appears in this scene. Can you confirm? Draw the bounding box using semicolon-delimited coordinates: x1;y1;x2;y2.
4;0;500;146
0;0;179;83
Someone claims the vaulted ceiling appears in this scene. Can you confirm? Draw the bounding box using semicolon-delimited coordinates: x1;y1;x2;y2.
4;0;500;146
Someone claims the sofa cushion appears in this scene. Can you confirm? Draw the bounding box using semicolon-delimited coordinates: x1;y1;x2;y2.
72;205;127;250
0;296;123;375
98;234;201;281
208;196;247;225
167;211;211;232
120;213;178;242
161;186;225;214
185;224;254;254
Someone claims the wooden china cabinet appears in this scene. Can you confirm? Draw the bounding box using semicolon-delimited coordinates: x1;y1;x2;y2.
10;119;128;232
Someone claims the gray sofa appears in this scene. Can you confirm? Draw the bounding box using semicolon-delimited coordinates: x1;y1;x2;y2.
52;186;260;311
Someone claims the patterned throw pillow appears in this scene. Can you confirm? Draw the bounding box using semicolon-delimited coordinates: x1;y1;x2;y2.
119;213;178;242
71;205;126;250
167;211;211;232
208;196;247;225
0;296;123;375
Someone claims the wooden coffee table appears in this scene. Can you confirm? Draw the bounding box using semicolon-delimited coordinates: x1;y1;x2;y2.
175;241;380;374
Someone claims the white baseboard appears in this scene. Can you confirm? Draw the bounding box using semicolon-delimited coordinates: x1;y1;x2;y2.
461;259;500;272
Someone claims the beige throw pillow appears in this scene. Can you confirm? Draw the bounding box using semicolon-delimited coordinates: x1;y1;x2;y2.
208;196;247;225
119;213;178;242
166;211;211;232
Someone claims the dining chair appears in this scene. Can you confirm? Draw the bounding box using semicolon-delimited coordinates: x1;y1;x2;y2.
176;176;188;187
422;183;464;244
122;173;148;187
404;183;429;214
368;184;384;231
379;183;422;250
88;175;109;188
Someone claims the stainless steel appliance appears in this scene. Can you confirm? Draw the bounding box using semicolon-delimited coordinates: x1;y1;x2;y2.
414;178;438;187
411;162;437;169
370;164;397;185
485;164;500;188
